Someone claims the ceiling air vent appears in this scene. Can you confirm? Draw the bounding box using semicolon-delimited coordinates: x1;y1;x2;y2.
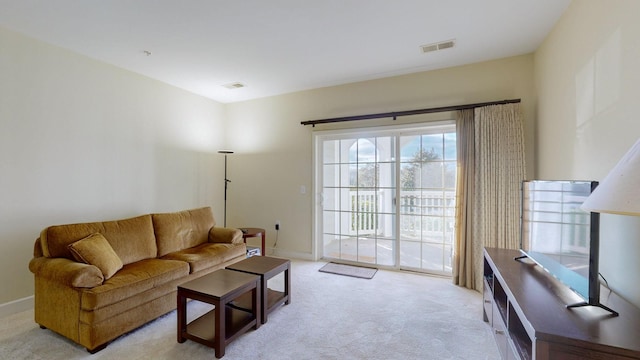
222;82;246;90
420;39;456;53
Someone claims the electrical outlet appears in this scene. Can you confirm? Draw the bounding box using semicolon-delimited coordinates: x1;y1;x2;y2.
275;221;280;231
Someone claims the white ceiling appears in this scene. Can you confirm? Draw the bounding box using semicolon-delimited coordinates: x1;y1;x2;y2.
0;0;571;103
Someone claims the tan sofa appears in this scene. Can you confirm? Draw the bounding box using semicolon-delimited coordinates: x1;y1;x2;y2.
28;207;246;353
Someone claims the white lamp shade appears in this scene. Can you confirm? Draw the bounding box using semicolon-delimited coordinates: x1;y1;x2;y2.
581;138;640;215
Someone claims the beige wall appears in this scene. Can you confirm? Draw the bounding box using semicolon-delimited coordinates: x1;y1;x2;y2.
534;0;640;307
0;27;227;307
15;3;629;311
225;55;536;258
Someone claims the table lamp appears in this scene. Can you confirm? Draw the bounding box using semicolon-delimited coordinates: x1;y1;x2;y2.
581;138;640;215
578;137;640;317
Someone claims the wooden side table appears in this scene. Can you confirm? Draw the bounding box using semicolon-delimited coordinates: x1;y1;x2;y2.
226;256;291;324
240;227;265;256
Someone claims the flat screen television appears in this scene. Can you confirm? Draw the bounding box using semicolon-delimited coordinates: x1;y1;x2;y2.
518;180;617;315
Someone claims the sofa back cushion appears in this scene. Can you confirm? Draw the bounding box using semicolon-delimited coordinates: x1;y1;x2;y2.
39;214;157;265
152;207;216;257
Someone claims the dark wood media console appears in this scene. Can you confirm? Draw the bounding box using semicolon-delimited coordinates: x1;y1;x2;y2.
483;247;640;359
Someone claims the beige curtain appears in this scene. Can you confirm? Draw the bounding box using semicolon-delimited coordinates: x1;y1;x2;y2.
453;109;475;288
453;103;526;291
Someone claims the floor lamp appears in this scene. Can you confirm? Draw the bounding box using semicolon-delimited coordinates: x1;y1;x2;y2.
218;150;233;227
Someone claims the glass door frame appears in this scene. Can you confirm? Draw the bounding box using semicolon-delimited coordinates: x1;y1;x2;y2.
312;121;455;273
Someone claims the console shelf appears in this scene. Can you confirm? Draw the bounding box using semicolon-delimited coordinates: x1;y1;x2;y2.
483;247;640;360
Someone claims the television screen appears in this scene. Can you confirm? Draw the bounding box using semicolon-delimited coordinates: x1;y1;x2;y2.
520;180;598;301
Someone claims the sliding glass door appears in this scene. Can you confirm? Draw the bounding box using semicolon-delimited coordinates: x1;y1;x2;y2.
398;132;456;274
315;123;456;275
320;136;396;266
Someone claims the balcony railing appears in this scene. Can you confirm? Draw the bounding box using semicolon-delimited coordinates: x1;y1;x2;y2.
348;190;455;236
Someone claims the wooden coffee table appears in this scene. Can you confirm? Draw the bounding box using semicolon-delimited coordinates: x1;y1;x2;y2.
226;256;291;324
177;269;261;358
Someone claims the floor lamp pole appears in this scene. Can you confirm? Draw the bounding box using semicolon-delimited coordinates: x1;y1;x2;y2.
218;150;233;227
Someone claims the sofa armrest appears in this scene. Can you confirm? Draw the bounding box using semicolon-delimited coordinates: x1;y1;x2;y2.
209;227;243;245
29;257;104;288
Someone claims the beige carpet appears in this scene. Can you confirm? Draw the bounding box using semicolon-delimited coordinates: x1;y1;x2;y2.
0;260;499;359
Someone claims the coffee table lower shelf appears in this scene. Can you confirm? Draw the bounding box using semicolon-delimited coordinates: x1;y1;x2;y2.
230;288;286;314
183;305;256;345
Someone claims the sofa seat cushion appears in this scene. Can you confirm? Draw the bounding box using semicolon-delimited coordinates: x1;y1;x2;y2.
161;242;246;273
81;258;189;310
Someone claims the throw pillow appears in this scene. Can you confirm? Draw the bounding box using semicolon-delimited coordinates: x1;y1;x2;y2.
68;233;123;280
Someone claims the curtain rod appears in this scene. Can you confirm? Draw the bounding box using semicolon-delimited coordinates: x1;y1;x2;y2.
301;98;521;127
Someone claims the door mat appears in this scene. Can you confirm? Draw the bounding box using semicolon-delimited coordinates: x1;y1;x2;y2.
319;262;377;279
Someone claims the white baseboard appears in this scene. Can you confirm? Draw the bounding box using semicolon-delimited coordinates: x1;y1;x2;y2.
270;248;315;261
0;295;34;318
